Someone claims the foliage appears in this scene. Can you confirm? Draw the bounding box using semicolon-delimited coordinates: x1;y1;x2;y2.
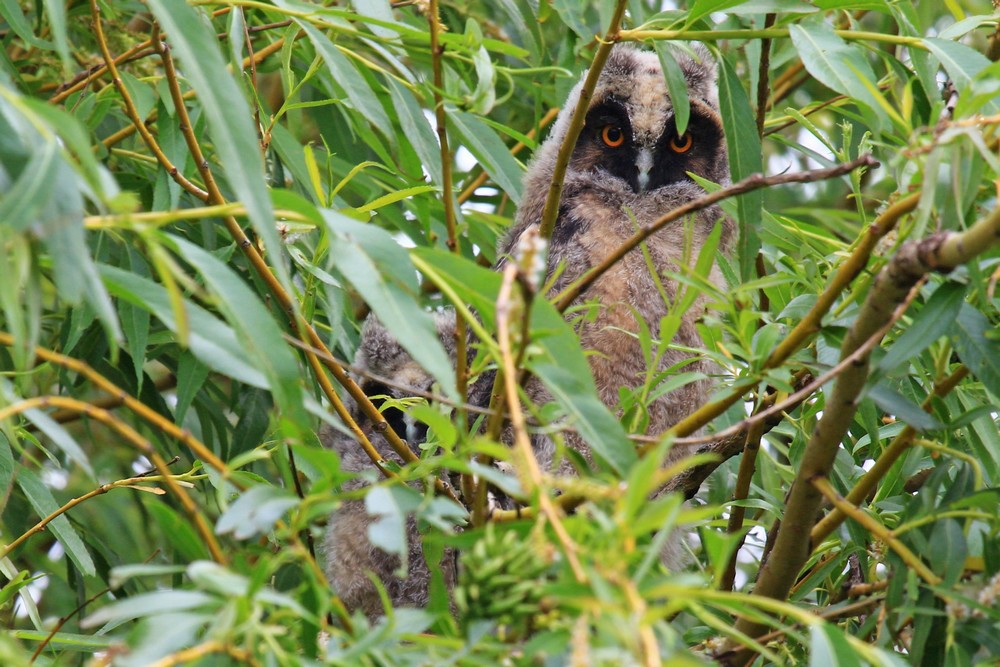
1;0;999;664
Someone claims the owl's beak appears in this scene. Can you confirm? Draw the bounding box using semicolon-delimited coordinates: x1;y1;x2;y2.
636;148;654;192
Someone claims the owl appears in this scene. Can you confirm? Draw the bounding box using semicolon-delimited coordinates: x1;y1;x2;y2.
321;314;459;620
473;43;731;475
324;43;730;620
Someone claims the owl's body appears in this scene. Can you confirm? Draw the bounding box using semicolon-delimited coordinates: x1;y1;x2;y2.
324;44;729;620
486;45;731;473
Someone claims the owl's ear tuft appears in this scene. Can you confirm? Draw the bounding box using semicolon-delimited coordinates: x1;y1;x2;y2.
675;43;719;109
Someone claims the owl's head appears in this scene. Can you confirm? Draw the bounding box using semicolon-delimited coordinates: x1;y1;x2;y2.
519;44;728;223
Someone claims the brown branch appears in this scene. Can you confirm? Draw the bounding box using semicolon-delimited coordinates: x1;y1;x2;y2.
811;365;969;542
49;42;156;104
495;256;585;582
427;1;471;505
100;35;292;150
29;373;177;427
812;476;940;585
674;285;922;449
0;397;224;564
90;0;208;199
0;331;230;481
720;418;766;592
555;155;877;312
755;14;777;136
537;0;629;239
726;199;1000;661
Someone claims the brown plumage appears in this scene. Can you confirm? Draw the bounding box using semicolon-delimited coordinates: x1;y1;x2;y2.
324;44;730;620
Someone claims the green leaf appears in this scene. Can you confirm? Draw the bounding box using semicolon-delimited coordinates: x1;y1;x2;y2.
167;235;307;429
365;485;422;563
809;623;862;667
716;54;762;283
101;265;269;389
0;431;12;498
22;407;94;477
789;20;889;131
877;281;967;374
174;351;209;425
293;19;392;137
449;111;524;204
145;0;288;291
216;486;299;540
386;79;443;185
924;38;992;98
686;0;750;25
0;0;51;50
953;304;1000;398
927;518;967;585
41;0;70;72
654;43;691;136
322;210;457;399
16;467;96;576
82;591;215;628
866;382;942;431
355;185;437;213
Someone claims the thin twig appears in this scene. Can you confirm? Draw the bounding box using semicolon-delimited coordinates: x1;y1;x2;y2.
538;0;629;240
674;280;923;448
496;262;586;582
665;190;919;440
0;331;231;481
811;364;970;542
0;397;225;563
90;0;208;198
811;476;941;585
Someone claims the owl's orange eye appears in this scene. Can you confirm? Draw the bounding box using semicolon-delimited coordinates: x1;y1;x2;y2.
670;133;693;153
601;125;625;148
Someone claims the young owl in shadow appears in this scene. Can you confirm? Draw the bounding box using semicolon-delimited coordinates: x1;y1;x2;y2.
324;43;731;620
474;43;732;475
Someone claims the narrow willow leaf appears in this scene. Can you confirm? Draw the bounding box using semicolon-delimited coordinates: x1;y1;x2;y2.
174;351;210;425
448;111;524;205
387;79;443;185
293;20;392;137
924;38;992;97
16;468;96;576
927;518;967;585
953;304;1000;398
877;281;967;374
101;266;268;389
355;185;437;213
412;247;636;474
145;0;288;290
41;0;70;72
81;591;215;628
216;486;299;540
867;383;942;431
22;407;94;477
168;236;307;428
322;210;457;399
809;624;862;667
716;54;762;283
789;21;888;131
365;485;422;563
686;0;750;25
0;432;13;499
654;43;691;136
0;0;51;49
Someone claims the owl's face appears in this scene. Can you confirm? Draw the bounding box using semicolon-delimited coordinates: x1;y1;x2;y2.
568;47;728;195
